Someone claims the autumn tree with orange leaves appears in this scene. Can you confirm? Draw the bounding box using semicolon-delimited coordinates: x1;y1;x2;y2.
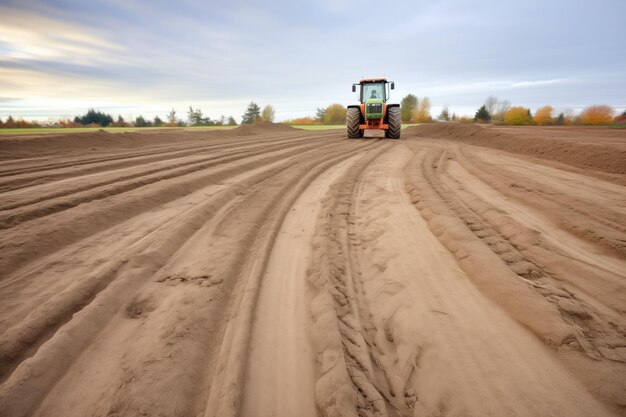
412;97;432;123
534;106;553;125
579;105;614;125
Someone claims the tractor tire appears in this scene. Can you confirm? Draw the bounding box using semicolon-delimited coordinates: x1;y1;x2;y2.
347;108;362;138
386;106;401;139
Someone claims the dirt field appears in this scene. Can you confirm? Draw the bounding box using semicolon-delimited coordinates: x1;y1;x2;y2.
0;122;624;417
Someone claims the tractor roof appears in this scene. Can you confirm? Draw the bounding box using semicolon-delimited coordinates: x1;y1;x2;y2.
359;78;388;84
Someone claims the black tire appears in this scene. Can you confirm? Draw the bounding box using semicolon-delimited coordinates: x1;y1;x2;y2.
346;108;362;138
386;106;401;139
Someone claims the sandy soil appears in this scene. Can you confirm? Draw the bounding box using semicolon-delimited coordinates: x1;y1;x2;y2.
0;122;624;417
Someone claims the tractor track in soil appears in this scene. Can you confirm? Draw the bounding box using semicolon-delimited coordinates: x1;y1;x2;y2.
0;123;624;417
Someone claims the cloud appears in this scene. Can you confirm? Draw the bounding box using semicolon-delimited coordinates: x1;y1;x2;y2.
0;0;625;121
511;79;566;88
0;6;123;64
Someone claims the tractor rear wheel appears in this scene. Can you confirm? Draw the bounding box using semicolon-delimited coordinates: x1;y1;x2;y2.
346;108;362;138
386;107;401;139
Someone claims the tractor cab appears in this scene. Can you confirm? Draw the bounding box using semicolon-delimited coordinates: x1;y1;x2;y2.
347;78;401;139
352;78;395;103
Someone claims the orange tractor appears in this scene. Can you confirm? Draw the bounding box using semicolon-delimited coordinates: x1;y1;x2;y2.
347;78;401;139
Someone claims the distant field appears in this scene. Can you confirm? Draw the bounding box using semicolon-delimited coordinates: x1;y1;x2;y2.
0;123;423;135
0;126;238;135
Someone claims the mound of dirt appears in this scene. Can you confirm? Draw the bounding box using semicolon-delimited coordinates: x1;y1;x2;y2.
0;129;238;161
230;121;295;135
0;123;301;161
405;123;626;176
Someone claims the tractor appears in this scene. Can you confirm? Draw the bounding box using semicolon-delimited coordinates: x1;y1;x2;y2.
347;78;401;139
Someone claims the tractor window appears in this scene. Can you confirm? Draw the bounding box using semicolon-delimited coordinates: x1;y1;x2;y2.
362;83;385;102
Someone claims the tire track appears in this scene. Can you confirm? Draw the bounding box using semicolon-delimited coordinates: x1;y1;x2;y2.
0;138;367;355
0;132;319;192
0;129;326;177
202;139;387;417
348;144;613;417
402;137;626;413
0;138;342;276
0;148;296;381
239;153;364;417
457;145;626;255
0;135;324;218
436;150;624;360
305;143;395;417
0;132;380;417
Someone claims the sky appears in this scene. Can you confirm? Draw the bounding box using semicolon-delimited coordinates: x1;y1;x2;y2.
1;0;625;123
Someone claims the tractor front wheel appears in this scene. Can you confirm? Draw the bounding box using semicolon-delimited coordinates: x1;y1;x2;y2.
386;107;401;139
346;108;363;138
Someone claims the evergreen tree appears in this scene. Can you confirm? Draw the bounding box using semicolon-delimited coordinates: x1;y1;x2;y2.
135;115;148;127
188;107;209;126
437;106;450;121
555;113;565;125
315;107;327;122
474;105;491;122
77;108;114;126
194;109;204;126
227;116;237;126
154;116;163;126
242;102;261;124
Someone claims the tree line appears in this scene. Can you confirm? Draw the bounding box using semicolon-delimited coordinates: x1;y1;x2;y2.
0;103;277;129
397;94;624;126
280;94;624;127
1;100;624;129
0;107;240;129
240;102;276;124
469;97;621;125
282;104;347;125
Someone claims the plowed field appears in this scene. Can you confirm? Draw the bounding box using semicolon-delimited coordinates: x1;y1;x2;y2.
1;123;624;417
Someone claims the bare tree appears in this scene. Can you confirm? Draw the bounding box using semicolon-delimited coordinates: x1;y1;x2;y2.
563;107;576;121
494;99;511;122
412;97;432;123
168;109;177;127
261;105;275;122
484;96;498;115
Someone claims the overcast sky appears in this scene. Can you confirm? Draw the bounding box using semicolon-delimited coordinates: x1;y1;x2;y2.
1;0;625;122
